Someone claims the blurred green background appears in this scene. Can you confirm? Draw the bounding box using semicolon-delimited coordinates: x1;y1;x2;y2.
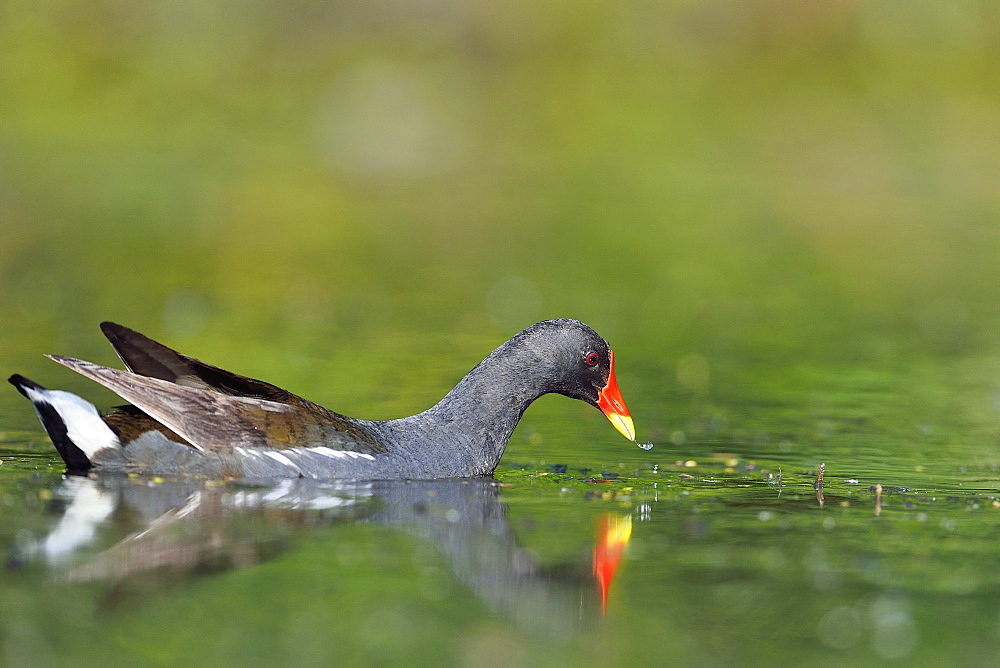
2;0;999;433
3;3;1000;665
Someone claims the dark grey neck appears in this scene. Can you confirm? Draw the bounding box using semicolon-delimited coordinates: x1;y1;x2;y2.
376;333;560;476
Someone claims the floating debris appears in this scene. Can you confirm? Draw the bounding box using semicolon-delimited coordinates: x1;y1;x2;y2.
867;484;908;497
815;463;826;509
637;441;654;451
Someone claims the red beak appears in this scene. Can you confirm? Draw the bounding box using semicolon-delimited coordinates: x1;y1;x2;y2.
596;351;635;441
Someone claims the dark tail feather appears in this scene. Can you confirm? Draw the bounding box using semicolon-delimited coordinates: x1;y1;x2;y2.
8;374;118;472
100;321;196;383
99;321;294;400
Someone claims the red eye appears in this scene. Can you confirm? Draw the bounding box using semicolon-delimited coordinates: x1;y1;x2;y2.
585;352;600;367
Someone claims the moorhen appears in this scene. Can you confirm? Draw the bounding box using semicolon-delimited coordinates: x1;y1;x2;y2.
9;319;635;480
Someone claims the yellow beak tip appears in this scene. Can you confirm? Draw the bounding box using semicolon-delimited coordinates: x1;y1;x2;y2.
608;414;636;441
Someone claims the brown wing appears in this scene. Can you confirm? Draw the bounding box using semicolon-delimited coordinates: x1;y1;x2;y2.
49;356;384;455
102;404;187;443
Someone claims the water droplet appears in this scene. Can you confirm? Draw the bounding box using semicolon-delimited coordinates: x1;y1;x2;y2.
637;441;654;451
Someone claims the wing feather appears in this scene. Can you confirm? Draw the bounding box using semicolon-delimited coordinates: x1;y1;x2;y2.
47;356;383;455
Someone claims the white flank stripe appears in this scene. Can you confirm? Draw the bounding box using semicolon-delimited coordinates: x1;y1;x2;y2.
309;446;346;459
26;387;120;458
306;447;376;461
264;451;298;469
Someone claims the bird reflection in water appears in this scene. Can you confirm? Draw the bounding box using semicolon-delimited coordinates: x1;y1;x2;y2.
21;475;632;635
593;513;632;615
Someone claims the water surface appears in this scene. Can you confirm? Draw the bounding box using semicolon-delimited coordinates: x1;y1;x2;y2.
4;345;1000;664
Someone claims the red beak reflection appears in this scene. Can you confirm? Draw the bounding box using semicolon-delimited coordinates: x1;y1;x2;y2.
593;513;632;615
